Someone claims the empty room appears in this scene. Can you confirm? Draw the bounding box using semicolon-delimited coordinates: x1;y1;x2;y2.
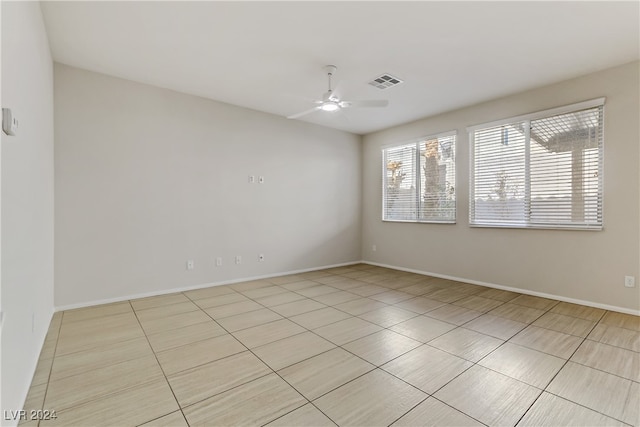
1;1;639;426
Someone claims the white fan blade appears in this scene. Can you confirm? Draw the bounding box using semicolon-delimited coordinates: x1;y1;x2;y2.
340;100;388;109
287;106;321;119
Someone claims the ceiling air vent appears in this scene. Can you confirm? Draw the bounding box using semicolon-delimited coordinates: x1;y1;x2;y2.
368;74;404;90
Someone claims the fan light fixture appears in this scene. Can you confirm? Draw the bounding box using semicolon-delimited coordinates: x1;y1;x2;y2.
287;65;389;120
320;101;340;112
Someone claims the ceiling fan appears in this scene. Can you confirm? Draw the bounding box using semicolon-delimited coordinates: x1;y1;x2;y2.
287;65;389;119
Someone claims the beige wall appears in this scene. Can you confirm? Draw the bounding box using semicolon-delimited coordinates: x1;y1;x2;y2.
362;61;640;312
1;2;55;422
54;64;362;308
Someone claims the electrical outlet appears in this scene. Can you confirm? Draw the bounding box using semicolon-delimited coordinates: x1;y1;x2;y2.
258;176;265;184
216;257;222;267
235;255;242;265
248;175;255;184
258;254;265;262
624;276;635;288
187;260;194;270
372;244;377;252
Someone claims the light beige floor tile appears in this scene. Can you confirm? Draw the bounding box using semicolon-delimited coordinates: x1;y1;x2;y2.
588;323;640;352
392;397;483;427
509;295;558;311
381;345;473;394
463;313;527;340
138;310;211;335
289;307;352;329
510;294;559;311
434;365;541;426
314;369;426;427
270;299;327;317
31;357;54;386
266;403;336;427
452;295;504;313
216;308;283;332
390;315;456;343
571;339;640;382
550;301;606;321
252;332;336;371
601;311;640;331
182;373;306;426
232;318;306;348
349;284;388;297
369;290;414;304
23;383;46;413
130;293;190;311
547;362;639;425
230;279;273;291
532;312;596;337
474;288;520;302
40;337;58;361
326;279;370;290
55;315;145;356
190;292;248;309
429;328;503;362
313;317;382;345
203;300;264;319
397;283;432;296
241;285;288;299
510;325;582;358
296;285;341;298
40;379;178;427
358;306;418;328
50;337;152;381
183;284;236;300
279;348;374;400
156;334;245;375
425;304;483;326
279;280;320;291
423;287;470;303
62;302;132;323
478;342;564;388
58;311;139;337
134;301;200;322
139;411;189;427
146;320;226;352
334;298;388;315
167;351;271;407
489;303;545;323
255;291;307;307
518;392;626;427
269;275;310;286
343;330;421;366
45;355;164;411
312;290;361;306
393;297;445;314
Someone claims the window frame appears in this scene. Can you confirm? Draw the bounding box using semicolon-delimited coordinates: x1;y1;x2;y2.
381;130;457;224
468;98;605;230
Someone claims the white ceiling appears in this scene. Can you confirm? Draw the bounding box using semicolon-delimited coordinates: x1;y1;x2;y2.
40;1;639;135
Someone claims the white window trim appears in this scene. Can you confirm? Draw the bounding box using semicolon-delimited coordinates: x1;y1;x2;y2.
468;99;605;231
382;130;457;224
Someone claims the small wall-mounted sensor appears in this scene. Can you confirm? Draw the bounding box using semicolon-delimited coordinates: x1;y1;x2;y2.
2;108;18;136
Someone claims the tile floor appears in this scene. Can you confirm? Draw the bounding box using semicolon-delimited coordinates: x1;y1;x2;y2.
20;264;640;426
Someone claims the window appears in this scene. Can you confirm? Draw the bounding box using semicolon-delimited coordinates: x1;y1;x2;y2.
383;132;456;223
469;99;604;230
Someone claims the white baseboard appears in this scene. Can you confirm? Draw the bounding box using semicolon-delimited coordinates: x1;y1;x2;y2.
54;261;362;312
363;260;640;316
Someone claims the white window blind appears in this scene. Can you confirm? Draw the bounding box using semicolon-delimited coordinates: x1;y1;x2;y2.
469;101;603;230
383;132;456;223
